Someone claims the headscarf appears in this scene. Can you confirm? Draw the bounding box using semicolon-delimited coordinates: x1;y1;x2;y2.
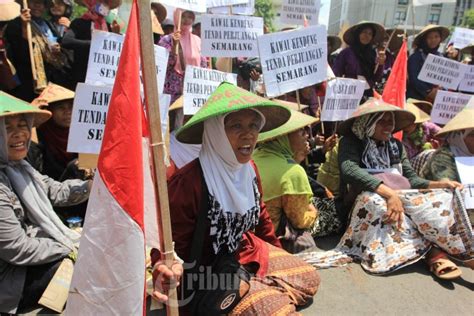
352;25;377;82
351;112;401;170
447;129;474;157
169;130;201;169
173;9;201;74
253;135;313;202
81;0;108;31
199;109;265;253
0;115;80;251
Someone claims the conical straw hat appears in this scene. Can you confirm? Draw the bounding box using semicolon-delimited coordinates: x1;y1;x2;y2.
0;0;20;22
0;91;51;127
343;21;386;46
405;102;430;124
32;83;75;109
437;103;474;137
272;99;309;112
258;109;317;143
413;24;450;47
169;96;183;111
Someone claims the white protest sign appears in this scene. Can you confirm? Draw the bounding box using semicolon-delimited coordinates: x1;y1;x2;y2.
155;0;206;12
455;157;474;209
207;0;248;8
459;65;474;93
183;66;237;115
68;83;170;154
450;27;474;49
201;14;263;58
208;0;254;15
430;90;471;125
258;25;327;97
85;31;169;93
280;0;321;26
321;78;365;122
417;54;468;90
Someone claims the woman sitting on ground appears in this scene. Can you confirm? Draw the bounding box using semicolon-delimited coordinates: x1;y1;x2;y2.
331;99;471;280
166;83;320;315
0;92;90;314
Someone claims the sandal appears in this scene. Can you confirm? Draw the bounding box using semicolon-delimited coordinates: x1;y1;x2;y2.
428;257;462;280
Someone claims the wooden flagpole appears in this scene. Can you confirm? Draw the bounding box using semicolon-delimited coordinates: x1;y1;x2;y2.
373;28;397;74
317;95;324;135
22;0;37;82
175;11;182;55
137;2;179;315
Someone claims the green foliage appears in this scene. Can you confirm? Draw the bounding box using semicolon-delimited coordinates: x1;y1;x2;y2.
71;2;88;20
461;8;474;29
255;0;276;32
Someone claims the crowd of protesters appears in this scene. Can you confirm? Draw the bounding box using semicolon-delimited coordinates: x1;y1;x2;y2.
0;0;473;314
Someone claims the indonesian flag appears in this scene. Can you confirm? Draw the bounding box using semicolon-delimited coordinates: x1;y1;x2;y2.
66;1;158;314
382;40;408;140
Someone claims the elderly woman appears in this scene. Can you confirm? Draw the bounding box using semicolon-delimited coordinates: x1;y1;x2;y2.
0;92;90;313
333;21;386;99
167;83;320;315
407;25;450;102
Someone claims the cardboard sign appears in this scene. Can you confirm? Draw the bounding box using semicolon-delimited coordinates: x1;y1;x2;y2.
85;31;168;93
459;65;474;93
156;0;206;12
321;78;365;122
38;259;74;313
258;25;327;97
430;90;471;125
450;27;474;50
208;0;255;15
201;14;263;58
455;157;474;209
207;0;248;8
417;54;468;90
280;0;321;26
68;83;170;154
183;66;237;115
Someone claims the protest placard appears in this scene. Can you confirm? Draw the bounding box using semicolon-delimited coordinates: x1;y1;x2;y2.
85;31;169;93
430;90;471;125
450;27;474;50
417;54;468;90
207;0;248;8
201;14;263;57
156;0;206;12
321;78;365;122
455;157;474;209
208;0;254;15
459;65;474;93
68;83;170;154
279;0;321;26
258;25;327;97
183;66;237;115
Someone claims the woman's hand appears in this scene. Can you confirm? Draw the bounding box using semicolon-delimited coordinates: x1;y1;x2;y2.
385;194;405;228
376;50;386;65
322;133;338;154
20;8;31;24
58;17;71;28
172;30;181;48
428;179;464;190
111;20;121;34
249;69;260;81
151;260;183;303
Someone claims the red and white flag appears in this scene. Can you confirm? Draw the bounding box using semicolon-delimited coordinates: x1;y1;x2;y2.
66;1;158;314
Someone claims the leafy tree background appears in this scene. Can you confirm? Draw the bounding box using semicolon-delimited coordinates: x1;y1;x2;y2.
255;0;276;31
461;8;474;29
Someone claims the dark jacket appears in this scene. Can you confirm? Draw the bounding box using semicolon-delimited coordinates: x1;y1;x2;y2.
407;49;441;100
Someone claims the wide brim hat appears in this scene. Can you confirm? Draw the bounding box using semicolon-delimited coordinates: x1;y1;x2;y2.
405;102;430;124
76;0;121;10
151;2;167;23
343;21;386;46
0;0;20;22
327;35;342;55
385;28;404;52
151;9;164;35
338;98;415;136
169;96;183;111
32;83;75;109
176;82;291;144
436;104;474;137
272;99;308;112
258;109;318;143
0;91;51;127
407;98;433;114
413;24;449;47
461;43;474;54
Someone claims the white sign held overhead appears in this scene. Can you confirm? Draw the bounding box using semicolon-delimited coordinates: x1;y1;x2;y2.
85;31;169;93
201;14;263;58
183;66;237;115
459;65;474;93
155;0;206;13
450;27;474;50
430;90;471;125
280;0;321;26
321;78;365;122
208;0;255;15
68;83;170;154
206;0;248;8
258;25;328;97
417;54;468;90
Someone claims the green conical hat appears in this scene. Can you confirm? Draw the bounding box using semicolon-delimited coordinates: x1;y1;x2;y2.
437;105;474;137
176;82;291;144
258;109;318;143
0;91;51;127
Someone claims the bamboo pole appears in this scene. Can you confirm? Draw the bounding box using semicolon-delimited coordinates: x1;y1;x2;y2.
137;2;178;315
22;0;37;82
175;11;181;55
317;96;324;135
373;28;397;74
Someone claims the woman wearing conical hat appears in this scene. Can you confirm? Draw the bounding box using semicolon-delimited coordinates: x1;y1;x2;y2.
305;99;471;280
0;92;90;313
163;83;320;314
407;25;450;103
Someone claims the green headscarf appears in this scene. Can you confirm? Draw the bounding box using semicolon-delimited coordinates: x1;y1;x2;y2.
253;134;313;202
